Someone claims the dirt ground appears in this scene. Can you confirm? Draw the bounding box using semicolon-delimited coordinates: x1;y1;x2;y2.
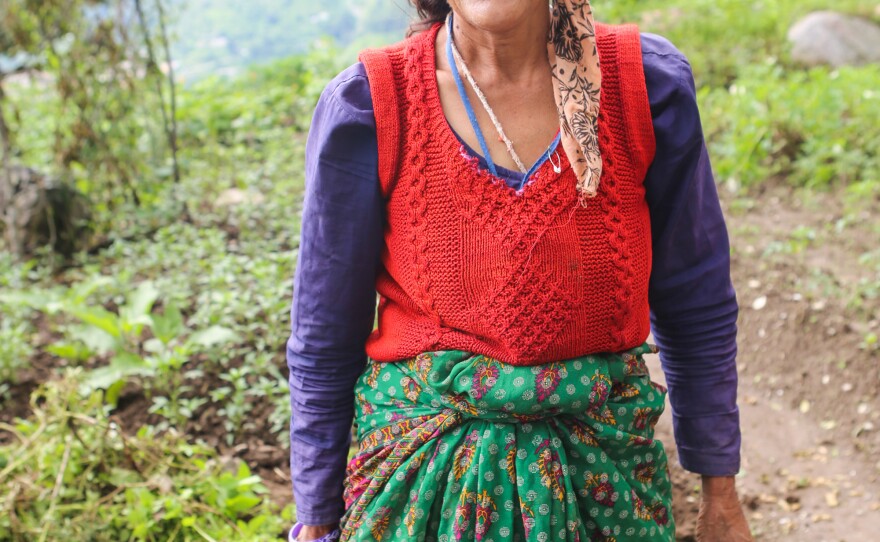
2;185;878;540
654;185;880;541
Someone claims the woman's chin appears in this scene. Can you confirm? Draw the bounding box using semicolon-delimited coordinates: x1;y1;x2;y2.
448;0;547;33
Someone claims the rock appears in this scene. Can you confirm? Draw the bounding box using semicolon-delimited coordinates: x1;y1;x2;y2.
825;490;840;508
213;187;265;208
752;296;768;311
1;165;91;258
788;11;880;68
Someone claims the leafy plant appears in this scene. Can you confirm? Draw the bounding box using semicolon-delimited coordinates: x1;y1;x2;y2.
0;376;293;541
2;279;240;406
209;365;251;446
0;0;179;222
700;62;880;189
0;314;33;399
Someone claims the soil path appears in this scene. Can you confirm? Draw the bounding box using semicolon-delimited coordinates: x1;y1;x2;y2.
651;186;880;540
650;354;880;541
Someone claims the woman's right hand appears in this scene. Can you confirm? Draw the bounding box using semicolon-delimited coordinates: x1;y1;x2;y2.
296;524;338;541
696;476;754;541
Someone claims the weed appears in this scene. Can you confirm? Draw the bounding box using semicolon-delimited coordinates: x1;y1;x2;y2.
0;376;293;541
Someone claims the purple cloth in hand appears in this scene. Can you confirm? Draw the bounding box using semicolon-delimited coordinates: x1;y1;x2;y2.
287;33;741;525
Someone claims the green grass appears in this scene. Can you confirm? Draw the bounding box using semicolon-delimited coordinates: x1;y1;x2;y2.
0;377;292;541
701;63;880;189
597;0;880;190
601;0;879;85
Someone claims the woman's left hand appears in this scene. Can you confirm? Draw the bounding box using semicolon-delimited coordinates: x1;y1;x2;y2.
695;476;754;542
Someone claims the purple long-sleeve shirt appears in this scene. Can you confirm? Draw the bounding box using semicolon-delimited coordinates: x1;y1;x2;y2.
287;33;741;525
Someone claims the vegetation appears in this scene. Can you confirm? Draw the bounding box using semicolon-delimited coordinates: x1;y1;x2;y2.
169;0;412;79
597;0;880;191
0;377;290;541
0;0;878;540
1;2;343;537
701;63;880;191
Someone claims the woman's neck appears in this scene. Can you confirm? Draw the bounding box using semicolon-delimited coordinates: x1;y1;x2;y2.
448;9;551;86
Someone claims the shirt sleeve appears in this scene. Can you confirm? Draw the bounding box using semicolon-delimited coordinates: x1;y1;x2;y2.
641;33;742;476
287;63;384;525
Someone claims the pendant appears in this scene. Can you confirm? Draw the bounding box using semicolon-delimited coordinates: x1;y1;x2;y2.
549;151;562;174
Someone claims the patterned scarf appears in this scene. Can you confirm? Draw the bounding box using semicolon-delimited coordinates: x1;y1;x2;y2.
548;0;603;204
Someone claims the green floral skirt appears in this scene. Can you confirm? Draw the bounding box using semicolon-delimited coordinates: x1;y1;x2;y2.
341;344;674;541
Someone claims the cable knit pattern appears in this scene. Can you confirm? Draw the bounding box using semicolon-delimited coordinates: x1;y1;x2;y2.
360;23;655;365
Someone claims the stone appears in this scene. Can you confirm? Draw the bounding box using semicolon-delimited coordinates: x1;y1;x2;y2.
213;187;265;208
788;11;880;68
0;165;91;258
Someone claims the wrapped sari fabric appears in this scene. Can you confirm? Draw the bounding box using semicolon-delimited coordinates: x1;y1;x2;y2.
341;344;673;541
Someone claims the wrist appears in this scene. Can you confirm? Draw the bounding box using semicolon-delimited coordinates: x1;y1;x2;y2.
291;522;339;542
701;475;738;499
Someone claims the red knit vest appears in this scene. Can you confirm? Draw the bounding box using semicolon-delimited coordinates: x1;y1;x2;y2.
360;23;655;366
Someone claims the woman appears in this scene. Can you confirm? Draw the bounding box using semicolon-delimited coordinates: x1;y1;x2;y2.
287;1;752;540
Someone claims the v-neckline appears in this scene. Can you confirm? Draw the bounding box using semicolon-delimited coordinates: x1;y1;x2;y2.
453;131;563;192
426;24;570;199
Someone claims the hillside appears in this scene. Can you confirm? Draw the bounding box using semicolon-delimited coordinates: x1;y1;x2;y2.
170;0;413;78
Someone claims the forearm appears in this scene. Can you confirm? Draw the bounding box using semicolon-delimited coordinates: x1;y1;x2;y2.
652;299;741;476
288;347;363;524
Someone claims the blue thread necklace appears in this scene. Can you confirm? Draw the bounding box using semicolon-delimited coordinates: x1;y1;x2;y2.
446;14;563;183
446;14;525;177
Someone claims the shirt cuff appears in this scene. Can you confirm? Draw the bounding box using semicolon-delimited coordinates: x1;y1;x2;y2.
291;502;344;528
289;522;341;542
671;410;742;476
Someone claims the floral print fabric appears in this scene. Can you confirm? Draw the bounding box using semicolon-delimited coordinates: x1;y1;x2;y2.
549;0;603;204
340;343;674;541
